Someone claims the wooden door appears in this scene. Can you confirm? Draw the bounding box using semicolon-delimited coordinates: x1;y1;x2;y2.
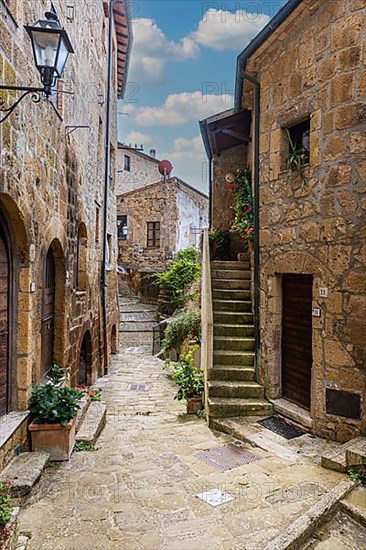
41;248;56;380
282;274;313;409
0;231;9;416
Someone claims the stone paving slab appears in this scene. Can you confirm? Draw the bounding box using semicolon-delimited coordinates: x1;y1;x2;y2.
18;341;351;549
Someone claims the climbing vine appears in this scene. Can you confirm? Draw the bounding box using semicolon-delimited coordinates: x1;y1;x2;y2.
226;169;254;244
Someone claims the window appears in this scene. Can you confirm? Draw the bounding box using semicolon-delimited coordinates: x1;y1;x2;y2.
124;155;131;172
117;215;128;240
287;119;310;164
147;222;160;248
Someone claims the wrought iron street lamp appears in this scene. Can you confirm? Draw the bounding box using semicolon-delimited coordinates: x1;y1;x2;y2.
0;9;74;123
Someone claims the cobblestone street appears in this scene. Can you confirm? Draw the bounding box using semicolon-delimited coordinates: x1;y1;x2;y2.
18;331;349;550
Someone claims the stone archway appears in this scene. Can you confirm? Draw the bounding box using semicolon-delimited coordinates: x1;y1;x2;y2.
0;211;12;415
79;331;92;386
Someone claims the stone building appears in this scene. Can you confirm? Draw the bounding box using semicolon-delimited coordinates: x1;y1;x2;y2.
117;177;209;292
0;0;131;466
116;143;161;195
200;0;365;441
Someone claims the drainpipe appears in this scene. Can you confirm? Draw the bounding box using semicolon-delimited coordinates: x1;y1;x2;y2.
208;157;213;228
101;0;114;375
239;71;261;382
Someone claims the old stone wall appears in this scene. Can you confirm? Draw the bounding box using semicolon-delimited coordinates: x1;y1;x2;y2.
115;146;161;195
175;180;209;250
211;145;247;230
0;0;124;430
243;0;365;440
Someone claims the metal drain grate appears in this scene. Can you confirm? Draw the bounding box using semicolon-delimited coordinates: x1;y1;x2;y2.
196;444;260;472
258;416;304;440
128;383;149;391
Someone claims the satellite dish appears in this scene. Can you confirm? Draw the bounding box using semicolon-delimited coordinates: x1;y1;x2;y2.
158;159;173;176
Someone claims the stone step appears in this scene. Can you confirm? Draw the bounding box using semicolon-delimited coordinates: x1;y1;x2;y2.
346;438;366;468
75;395;91;433
213;299;252;312
214;311;253;324
214;336;255;351
208;381;264;399
76;402;107;445
0;452;49;497
214;324;255;337
208;366;256;382
208;398;273;418
321;436;366;473
213;350;255;366
212;278;251;290
212;289;251;301
212;261;250;270
212;269;251;280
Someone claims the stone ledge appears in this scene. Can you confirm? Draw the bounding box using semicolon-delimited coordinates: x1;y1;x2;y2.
270;398;313;430
264;480;355;550
0;452;49;498
0;412;30;449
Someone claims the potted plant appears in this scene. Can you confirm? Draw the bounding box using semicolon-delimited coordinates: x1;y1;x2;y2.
226;169;254;251
29;365;83;461
208;227;231;260
172;346;204;414
285;128;308;186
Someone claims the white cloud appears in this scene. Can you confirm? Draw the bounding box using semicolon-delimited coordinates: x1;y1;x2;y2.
125;131;152;146
128;18;200;85
127;91;233;127
193;9;270;51
160;135;208;193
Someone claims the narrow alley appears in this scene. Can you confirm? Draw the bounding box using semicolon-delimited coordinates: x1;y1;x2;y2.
17;318;358;550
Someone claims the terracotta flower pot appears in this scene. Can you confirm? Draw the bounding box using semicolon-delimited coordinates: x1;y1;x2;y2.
186;396;203;415
29;419;76;461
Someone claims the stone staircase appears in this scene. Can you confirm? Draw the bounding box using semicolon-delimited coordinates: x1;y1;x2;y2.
208;259;272;419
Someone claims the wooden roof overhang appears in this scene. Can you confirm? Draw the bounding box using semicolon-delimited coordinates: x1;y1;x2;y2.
200;108;251;159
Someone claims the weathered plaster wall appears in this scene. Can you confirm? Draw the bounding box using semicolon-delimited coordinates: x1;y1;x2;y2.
243;0;365;441
175;182;209;251
115;147;161;195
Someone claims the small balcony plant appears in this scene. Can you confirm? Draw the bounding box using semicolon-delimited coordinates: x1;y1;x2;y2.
29;365;83;461
171;346;204;414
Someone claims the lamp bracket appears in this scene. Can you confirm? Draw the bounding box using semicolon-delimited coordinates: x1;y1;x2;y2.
65;125;90;136
0;85;44;124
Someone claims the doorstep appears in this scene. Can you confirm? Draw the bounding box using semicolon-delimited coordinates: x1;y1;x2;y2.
0;411;30;449
270;398;313;430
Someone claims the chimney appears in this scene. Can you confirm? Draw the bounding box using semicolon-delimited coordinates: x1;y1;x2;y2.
149;149;156;158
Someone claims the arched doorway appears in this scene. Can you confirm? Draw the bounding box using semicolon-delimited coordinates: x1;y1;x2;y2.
111;325;117;355
0;222;11;415
79;331;92;386
40;247;56;380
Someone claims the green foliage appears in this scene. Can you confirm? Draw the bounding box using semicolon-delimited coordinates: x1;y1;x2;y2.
0;483;13;527
171;346;204;401
208;227;231;260
285;128;308;186
227;169;254;243
74;442;97;452
347;469;362;485
154;247;201;310
162;308;201;353
29;365;83;426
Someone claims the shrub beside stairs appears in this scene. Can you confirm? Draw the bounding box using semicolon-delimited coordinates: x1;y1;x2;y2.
207;256;272;421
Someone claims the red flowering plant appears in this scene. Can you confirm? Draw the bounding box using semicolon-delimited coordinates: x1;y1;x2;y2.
226;169;254;244
76;385;103;402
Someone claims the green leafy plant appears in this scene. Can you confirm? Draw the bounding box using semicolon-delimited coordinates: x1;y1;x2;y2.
347;468;362;485
227;169;254;244
29;365;83;426
285;128;308;186
162;308;201;354
153;247;201;311
171;346;204;401
74;442;97;452
208;227;231;260
0;482;13;527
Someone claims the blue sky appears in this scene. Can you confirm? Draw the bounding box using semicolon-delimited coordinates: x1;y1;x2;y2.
118;0;287;192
